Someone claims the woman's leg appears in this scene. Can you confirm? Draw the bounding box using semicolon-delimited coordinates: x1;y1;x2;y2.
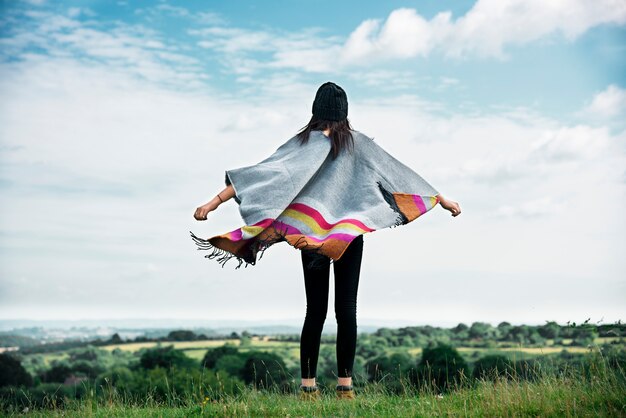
333;234;364;384
300;250;330;385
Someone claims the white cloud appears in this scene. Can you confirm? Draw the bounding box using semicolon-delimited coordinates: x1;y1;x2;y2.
439;77;459;87
67;7;81;18
194;27;277;53
444;0;626;58
341;0;626;62
494;196;565;219
340;8;450;63
190;0;626;73
584;84;626;119
1;9;207;90
135;4;224;25
529;125;613;161
192;26;339;74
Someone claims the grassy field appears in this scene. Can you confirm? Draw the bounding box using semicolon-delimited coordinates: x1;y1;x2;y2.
6;338;625;416
98;337;619;352
41;337;614;370
91;337;609;368
5;353;625;417
98;338;609;355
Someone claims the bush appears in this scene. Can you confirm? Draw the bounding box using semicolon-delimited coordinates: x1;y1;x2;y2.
511;358;543;381
0;354;33;388
365;352;414;394
215;354;247;379
365;352;413;382
138;345;196;370
201;344;239;369
167;330;198;341
94;366;243;403
0;382;78;410
240;351;290;392
413;343;469;392
472;354;514;380
39;363;73;384
94;366;135;394
70;360;105;379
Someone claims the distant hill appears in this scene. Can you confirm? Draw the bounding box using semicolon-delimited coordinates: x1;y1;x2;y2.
0;318;432;347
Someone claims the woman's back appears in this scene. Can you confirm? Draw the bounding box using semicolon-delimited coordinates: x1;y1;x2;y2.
192;81;460;270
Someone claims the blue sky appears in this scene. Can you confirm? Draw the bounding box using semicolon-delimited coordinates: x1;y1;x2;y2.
3;0;624;117
0;0;625;326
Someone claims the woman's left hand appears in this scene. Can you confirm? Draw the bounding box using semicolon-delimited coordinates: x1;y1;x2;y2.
194;199;219;221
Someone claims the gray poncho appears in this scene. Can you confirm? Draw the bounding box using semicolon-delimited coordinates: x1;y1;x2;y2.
190;130;440;269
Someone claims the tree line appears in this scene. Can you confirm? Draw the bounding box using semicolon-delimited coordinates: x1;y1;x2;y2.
10;319;624;356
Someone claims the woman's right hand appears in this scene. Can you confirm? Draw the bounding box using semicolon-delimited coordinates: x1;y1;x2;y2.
438;195;461;217
194;197;220;221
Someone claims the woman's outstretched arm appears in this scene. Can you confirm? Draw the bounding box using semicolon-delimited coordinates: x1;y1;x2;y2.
193;184;236;221
437;194;461;217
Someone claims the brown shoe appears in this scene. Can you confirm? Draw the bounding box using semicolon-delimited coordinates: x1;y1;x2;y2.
336;384;356;400
299;384;321;401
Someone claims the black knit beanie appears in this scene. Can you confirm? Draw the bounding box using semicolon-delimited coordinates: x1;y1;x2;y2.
312;81;348;121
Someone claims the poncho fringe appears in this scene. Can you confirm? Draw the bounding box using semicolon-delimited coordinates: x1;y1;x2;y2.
191;130;440;269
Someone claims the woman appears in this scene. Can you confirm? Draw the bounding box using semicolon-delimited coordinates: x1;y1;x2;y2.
193;82;461;400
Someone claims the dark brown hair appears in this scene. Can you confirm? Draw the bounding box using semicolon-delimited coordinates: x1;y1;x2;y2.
296;115;354;160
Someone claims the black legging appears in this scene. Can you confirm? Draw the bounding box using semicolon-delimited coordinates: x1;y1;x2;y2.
300;234;364;379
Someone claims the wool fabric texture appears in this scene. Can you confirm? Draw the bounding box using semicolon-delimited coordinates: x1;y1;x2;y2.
190;130;440;269
312;82;348;121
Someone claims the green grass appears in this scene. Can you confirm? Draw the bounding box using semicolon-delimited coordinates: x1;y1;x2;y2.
4;351;625;417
